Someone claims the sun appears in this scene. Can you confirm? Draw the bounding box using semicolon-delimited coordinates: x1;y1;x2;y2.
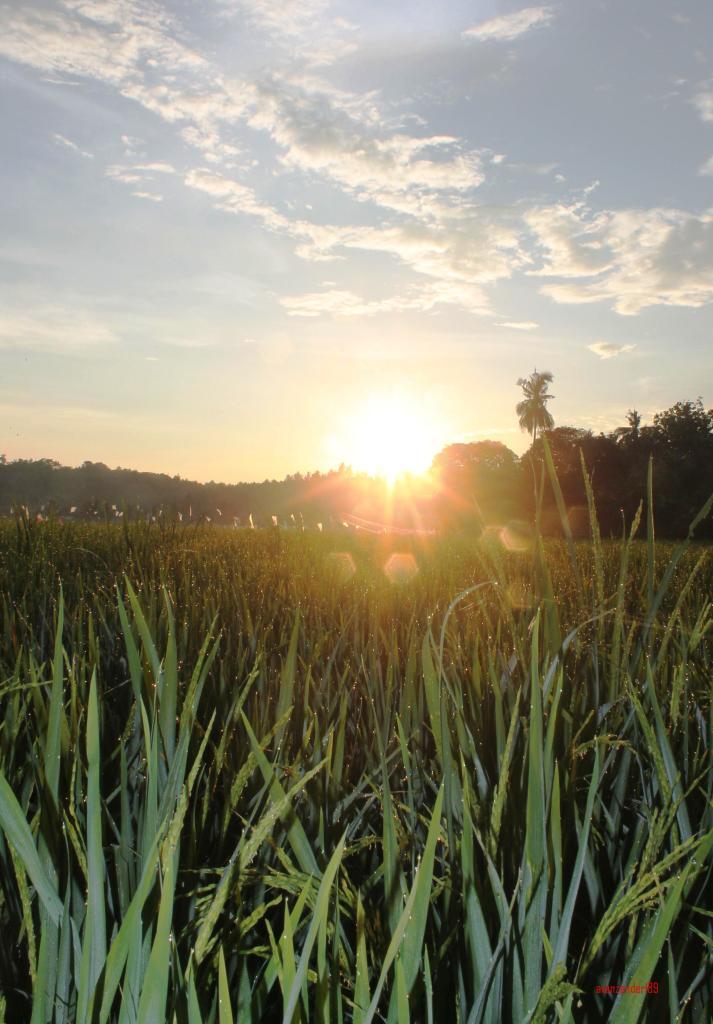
343;393;443;483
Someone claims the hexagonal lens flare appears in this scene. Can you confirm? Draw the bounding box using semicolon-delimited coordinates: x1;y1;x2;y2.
384;552;419;584
327;551;357;583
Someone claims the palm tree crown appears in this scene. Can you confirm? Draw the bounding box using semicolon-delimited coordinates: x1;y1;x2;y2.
614;408;641;445
516;369;555;444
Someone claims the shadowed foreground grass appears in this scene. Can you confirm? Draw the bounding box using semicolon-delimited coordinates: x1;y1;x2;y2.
0;476;711;1022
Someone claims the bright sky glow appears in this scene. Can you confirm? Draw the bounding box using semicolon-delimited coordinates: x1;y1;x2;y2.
0;1;712;481
342;393;446;482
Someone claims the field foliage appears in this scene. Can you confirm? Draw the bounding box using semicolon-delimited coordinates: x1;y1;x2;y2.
0;466;712;1022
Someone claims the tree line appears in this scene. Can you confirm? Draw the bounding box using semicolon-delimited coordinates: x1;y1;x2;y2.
1;387;712;539
436;375;713;538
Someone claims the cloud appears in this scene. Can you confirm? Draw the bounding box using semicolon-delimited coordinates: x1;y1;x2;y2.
106;166;144;185
4;1;486;217
280;278;492;318
289;210;525;310
0;0;511;319
133;162;176;174
0;2;204;85
526;202;713;314
587;341;635;359
217;0;357;66
249;76;486;210
121;134;142;151
463;6;554;42
105;161;176;197
51;133;93;158
692;84;713;122
497;320;539;330
8;0;712;330
280;288;394;317
177;62;526;318
182;112;520;314
227;0;329;36
178;126;242;164
0;1;253;164
524;201;614;278
699;155;713;176
0;309;118;352
184;169;289;230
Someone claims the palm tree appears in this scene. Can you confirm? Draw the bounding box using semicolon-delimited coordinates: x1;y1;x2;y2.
516;369;555;445
614;408;641;445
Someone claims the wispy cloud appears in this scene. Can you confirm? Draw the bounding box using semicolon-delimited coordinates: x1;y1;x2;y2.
226;0;329;36
524;201;613;279
0;0;518;321
497;320;539;330
280;288;399;317
106;166;144;185
0;0;253;166
692;83;713;122
587;341;635;359
526;202;713;314
4;0;712;332
217;0;357;66
463;6;554;43
280;277;493;318
51;132;93;158
105;161;176;198
699;155;713;176
0;308;118;352
291;213;524;303
249;75;486;210
133;162;176;174
184;169;289;230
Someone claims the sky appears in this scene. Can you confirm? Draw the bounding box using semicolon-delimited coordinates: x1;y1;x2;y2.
1;0;712;482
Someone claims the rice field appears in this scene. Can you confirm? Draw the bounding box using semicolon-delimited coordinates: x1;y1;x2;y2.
0;482;712;1022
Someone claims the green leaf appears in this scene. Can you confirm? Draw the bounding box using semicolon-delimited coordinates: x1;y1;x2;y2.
0;781;62;925
282;834;346;1024
77;671;107;1023
218;947;235;1024
362;785;444;1024
609;867;691;1024
136;854;176;1024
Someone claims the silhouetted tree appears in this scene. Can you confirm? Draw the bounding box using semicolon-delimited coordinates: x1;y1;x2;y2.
614;409;641;446
516;370;555;444
432;441;522;528
653;399;713;452
649;399;713;535
525;427;627;535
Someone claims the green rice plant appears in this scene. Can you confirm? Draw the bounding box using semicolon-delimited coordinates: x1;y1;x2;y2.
0;467;711;1021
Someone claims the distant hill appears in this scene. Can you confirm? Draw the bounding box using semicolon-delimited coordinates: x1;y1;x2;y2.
0;458;450;531
0;458;384;528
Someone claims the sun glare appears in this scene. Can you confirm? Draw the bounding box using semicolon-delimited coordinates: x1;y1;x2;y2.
344;394;443;483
